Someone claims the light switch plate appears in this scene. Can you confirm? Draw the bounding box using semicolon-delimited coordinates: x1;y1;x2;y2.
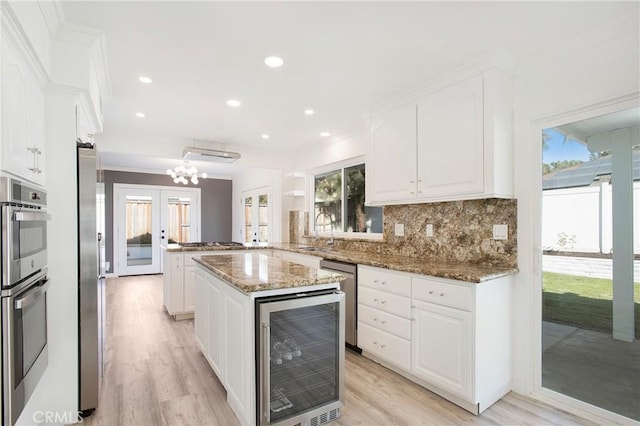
426;224;433;237
394;223;405;237
493;224;508;240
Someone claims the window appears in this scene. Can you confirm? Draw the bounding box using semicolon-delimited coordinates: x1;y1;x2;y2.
313;163;383;234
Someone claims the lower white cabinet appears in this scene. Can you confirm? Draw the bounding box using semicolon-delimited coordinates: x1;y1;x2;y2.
194;266;254;425
357;265;511;415
411;299;472;400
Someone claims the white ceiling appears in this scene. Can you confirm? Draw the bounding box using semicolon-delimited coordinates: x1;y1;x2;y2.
60;1;638;175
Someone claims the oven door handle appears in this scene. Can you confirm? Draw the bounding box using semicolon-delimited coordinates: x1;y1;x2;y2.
15;278;50;310
13;211;51;222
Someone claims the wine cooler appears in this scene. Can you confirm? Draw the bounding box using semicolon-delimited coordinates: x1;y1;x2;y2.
256;289;345;426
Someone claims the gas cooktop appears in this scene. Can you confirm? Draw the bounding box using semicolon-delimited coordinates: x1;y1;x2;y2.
179;241;245;248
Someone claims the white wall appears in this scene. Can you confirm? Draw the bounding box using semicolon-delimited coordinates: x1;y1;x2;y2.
512;11;639;403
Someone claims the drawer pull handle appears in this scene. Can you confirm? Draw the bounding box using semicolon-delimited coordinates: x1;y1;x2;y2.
440;293;445;297
429;290;434;295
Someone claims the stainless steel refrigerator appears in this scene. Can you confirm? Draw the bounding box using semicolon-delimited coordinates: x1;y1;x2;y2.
77;142;104;416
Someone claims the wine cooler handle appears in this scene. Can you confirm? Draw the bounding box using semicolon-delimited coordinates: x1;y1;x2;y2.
262;323;271;424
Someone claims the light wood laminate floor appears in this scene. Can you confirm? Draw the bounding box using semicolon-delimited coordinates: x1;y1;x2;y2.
85;274;593;426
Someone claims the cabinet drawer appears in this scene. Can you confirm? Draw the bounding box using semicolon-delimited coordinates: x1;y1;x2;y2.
359;287;411;319
412;277;472;311
358;265;411;297
359;322;411;372
359;304;411;340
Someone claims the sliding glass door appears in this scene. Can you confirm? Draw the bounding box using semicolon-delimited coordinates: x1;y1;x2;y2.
540;109;639;421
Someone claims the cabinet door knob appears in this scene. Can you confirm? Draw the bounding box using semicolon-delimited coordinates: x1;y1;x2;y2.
440;293;445;297
429;290;434;295
380;344;386;349
373;298;379;302
373;341;379;345
373;317;379;322
373;279;379;283
381;281;387;285
381;300;387;305
381;320;387;324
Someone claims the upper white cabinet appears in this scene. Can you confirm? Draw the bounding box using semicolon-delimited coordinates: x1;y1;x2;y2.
367;68;512;205
1;37;46;185
368;104;417;201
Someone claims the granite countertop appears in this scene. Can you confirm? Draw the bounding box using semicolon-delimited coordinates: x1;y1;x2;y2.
164;242;518;283
271;243;518;283
193;252;345;293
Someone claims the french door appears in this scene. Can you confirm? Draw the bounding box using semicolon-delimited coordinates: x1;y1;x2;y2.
243;187;271;244
115;184;201;276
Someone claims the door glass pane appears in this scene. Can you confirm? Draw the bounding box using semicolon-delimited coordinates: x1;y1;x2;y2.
245;196;253;243
166;197;191;243
259;194;268;242
126;195;153;266
541;120;639;421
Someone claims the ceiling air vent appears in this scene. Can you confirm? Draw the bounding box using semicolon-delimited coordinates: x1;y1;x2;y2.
182;147;241;163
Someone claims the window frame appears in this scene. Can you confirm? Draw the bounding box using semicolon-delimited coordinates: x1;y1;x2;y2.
308;157;383;240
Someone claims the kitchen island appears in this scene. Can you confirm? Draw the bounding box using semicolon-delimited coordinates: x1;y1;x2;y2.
193;252;346;426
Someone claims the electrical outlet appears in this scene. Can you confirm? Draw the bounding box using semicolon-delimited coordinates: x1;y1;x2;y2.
493;224;508;240
426;224;433;237
394;223;405;237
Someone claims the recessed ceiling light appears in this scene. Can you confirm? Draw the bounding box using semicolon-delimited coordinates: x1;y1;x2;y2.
226;99;241;108
138;76;152;84
320;132;331;138
261;134;270;140
264;56;284;68
304;109;315;116
135;112;146;118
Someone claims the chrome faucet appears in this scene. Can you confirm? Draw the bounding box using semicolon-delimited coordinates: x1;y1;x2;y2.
314;211;334;249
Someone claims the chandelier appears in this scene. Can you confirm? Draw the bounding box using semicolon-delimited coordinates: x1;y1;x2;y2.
166;163;207;185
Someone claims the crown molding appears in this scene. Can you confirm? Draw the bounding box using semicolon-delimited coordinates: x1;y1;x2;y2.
47;83;102;134
38;0;65;37
1;1;49;87
54;23;112;102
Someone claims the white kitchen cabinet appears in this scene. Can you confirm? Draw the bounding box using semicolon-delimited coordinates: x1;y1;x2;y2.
357;264;512;415
1;36;46;185
193;266;254;425
368;104;417;202
194;267;209;353
357;265;412;372
162;250;193;319
412;299;472;400
207;273;224;378
367;69;512;205
416;76;483;198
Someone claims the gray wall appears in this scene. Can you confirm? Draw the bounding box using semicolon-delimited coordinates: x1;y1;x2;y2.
104;170;232;273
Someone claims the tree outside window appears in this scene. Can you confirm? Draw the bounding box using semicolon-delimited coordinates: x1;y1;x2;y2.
313;164;382;234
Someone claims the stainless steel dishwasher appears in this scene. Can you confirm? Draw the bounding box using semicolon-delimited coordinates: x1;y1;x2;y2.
320;259;360;352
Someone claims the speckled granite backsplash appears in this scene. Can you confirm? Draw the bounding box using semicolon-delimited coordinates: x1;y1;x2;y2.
301;198;517;267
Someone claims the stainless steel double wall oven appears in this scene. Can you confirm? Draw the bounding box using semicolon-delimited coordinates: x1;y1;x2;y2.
1;176;50;425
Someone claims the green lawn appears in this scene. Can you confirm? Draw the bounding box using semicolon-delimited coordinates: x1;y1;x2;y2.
543;271;640;339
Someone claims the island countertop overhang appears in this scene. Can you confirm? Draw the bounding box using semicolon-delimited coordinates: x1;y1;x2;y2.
193;252;345;293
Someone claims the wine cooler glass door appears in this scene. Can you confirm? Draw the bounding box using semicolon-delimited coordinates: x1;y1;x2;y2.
259;291;345;426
